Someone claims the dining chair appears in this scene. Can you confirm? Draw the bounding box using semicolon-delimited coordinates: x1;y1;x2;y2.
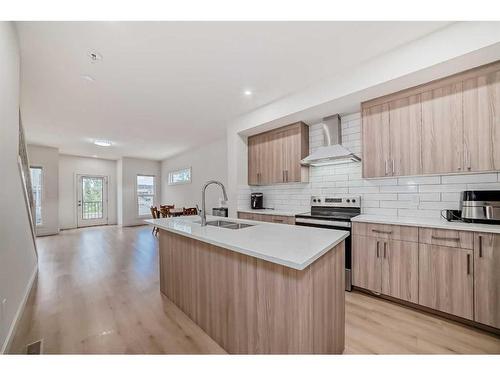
183;207;198;216
150;206;160;236
160;204;174;218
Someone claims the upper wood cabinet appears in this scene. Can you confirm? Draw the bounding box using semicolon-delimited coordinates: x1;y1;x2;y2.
474;233;500;329
421;82;464;174
362;60;500;178
248;122;309;185
389;94;422;176
463;70;500;172
362;104;390;178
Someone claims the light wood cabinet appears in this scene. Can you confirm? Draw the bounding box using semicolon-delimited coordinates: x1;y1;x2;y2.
418;243;473;320
419;227;473;249
421;82;463;174
474;233;500;329
381;240;419;304
353;229;418;303
352;235;382;293
248;122;309;185
362;104;390;178
361;60;500;178
389;94;422;176
237;211;295;225
463;70;500;172
353;221;500;328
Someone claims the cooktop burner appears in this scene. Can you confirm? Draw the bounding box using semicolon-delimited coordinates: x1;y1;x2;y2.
295;196;361;222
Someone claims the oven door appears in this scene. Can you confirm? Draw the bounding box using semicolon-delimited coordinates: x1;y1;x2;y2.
295;217;352;292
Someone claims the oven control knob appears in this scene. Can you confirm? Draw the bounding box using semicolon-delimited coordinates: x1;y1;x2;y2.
317;199;321;203
312;199;317;203
346;199;350;203
352;199;356;203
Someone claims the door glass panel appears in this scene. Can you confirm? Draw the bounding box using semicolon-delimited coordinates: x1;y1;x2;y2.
30;167;43;225
82;177;104;219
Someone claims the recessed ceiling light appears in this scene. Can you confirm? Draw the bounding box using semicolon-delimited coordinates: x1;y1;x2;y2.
81;75;95;82
94;140;112;147
243;90;253;96
88;51;103;63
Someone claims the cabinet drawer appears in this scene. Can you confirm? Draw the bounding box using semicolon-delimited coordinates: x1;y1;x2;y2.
237;212;254;220
419;228;473;249
250;213;294;225
352;222;418;242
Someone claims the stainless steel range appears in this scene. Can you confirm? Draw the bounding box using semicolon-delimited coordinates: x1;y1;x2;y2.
295;196;361;291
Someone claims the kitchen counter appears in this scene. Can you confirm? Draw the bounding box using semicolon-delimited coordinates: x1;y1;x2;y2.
146;215;348;270
148;214;347;354
236;208;306;217
352;214;500;234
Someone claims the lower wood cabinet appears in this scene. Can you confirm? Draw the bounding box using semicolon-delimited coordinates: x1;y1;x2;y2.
352;235;382;293
474;233;500;329
352;235;418;303
237;211;295;225
382;240;419;304
353;222;500;329
418;243;473;320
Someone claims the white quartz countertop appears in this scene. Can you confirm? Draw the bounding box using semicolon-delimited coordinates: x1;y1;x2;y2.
145;215;348;270
237;208;307;217
352;214;500;234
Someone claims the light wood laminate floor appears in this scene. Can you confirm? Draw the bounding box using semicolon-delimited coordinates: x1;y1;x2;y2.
8;225;500;354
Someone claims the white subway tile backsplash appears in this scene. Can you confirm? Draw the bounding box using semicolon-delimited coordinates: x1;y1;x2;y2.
380;185;418;193
398;176;440;185
441;192;461;201
466;182;500;190
418;184;467;193
441;173;498;184
238;115;500;217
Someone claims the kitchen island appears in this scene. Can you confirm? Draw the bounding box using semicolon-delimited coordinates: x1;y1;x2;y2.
146;215;349;354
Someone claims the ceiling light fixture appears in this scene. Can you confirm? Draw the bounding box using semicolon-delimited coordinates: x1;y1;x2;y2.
243;90;252;96
94;140;112;147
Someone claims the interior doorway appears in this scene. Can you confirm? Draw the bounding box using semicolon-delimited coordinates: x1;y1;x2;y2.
77;175;108;227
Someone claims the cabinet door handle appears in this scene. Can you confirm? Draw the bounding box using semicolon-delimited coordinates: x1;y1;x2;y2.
431;235;460;241
391;159;395;175
372;229;392;234
478;235;483;258
376;241;380;258
383;242;387;258
467;253;471;275
385;160;389;175
282;170;285;183
273;219;284;223
285;170;288;182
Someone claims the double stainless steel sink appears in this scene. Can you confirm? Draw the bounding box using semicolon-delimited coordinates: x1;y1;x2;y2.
196;220;254;230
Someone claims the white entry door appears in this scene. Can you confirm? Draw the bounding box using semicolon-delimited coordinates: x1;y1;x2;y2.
77;175;108;227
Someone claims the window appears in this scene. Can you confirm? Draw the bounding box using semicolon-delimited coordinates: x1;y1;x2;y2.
30;167;43;225
137;175;155;216
168;167;191;185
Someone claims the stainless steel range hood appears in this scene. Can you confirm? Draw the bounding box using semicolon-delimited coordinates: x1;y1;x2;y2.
301;114;361;166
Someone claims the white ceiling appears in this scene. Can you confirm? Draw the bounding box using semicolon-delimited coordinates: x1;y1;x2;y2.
17;21;452;160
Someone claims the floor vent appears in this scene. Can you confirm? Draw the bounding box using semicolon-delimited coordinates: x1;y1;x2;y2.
26;340;43;354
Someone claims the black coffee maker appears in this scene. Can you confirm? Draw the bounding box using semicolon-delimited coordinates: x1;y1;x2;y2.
251;193;264;209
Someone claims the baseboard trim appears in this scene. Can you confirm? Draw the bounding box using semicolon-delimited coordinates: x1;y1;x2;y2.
1;265;38;354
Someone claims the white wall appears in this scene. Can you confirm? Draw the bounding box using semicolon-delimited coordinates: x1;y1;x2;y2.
58;155;117;229
238;113;500;219
118;157;161;226
27;145;59;236
161;138;227;212
0;22;38;353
